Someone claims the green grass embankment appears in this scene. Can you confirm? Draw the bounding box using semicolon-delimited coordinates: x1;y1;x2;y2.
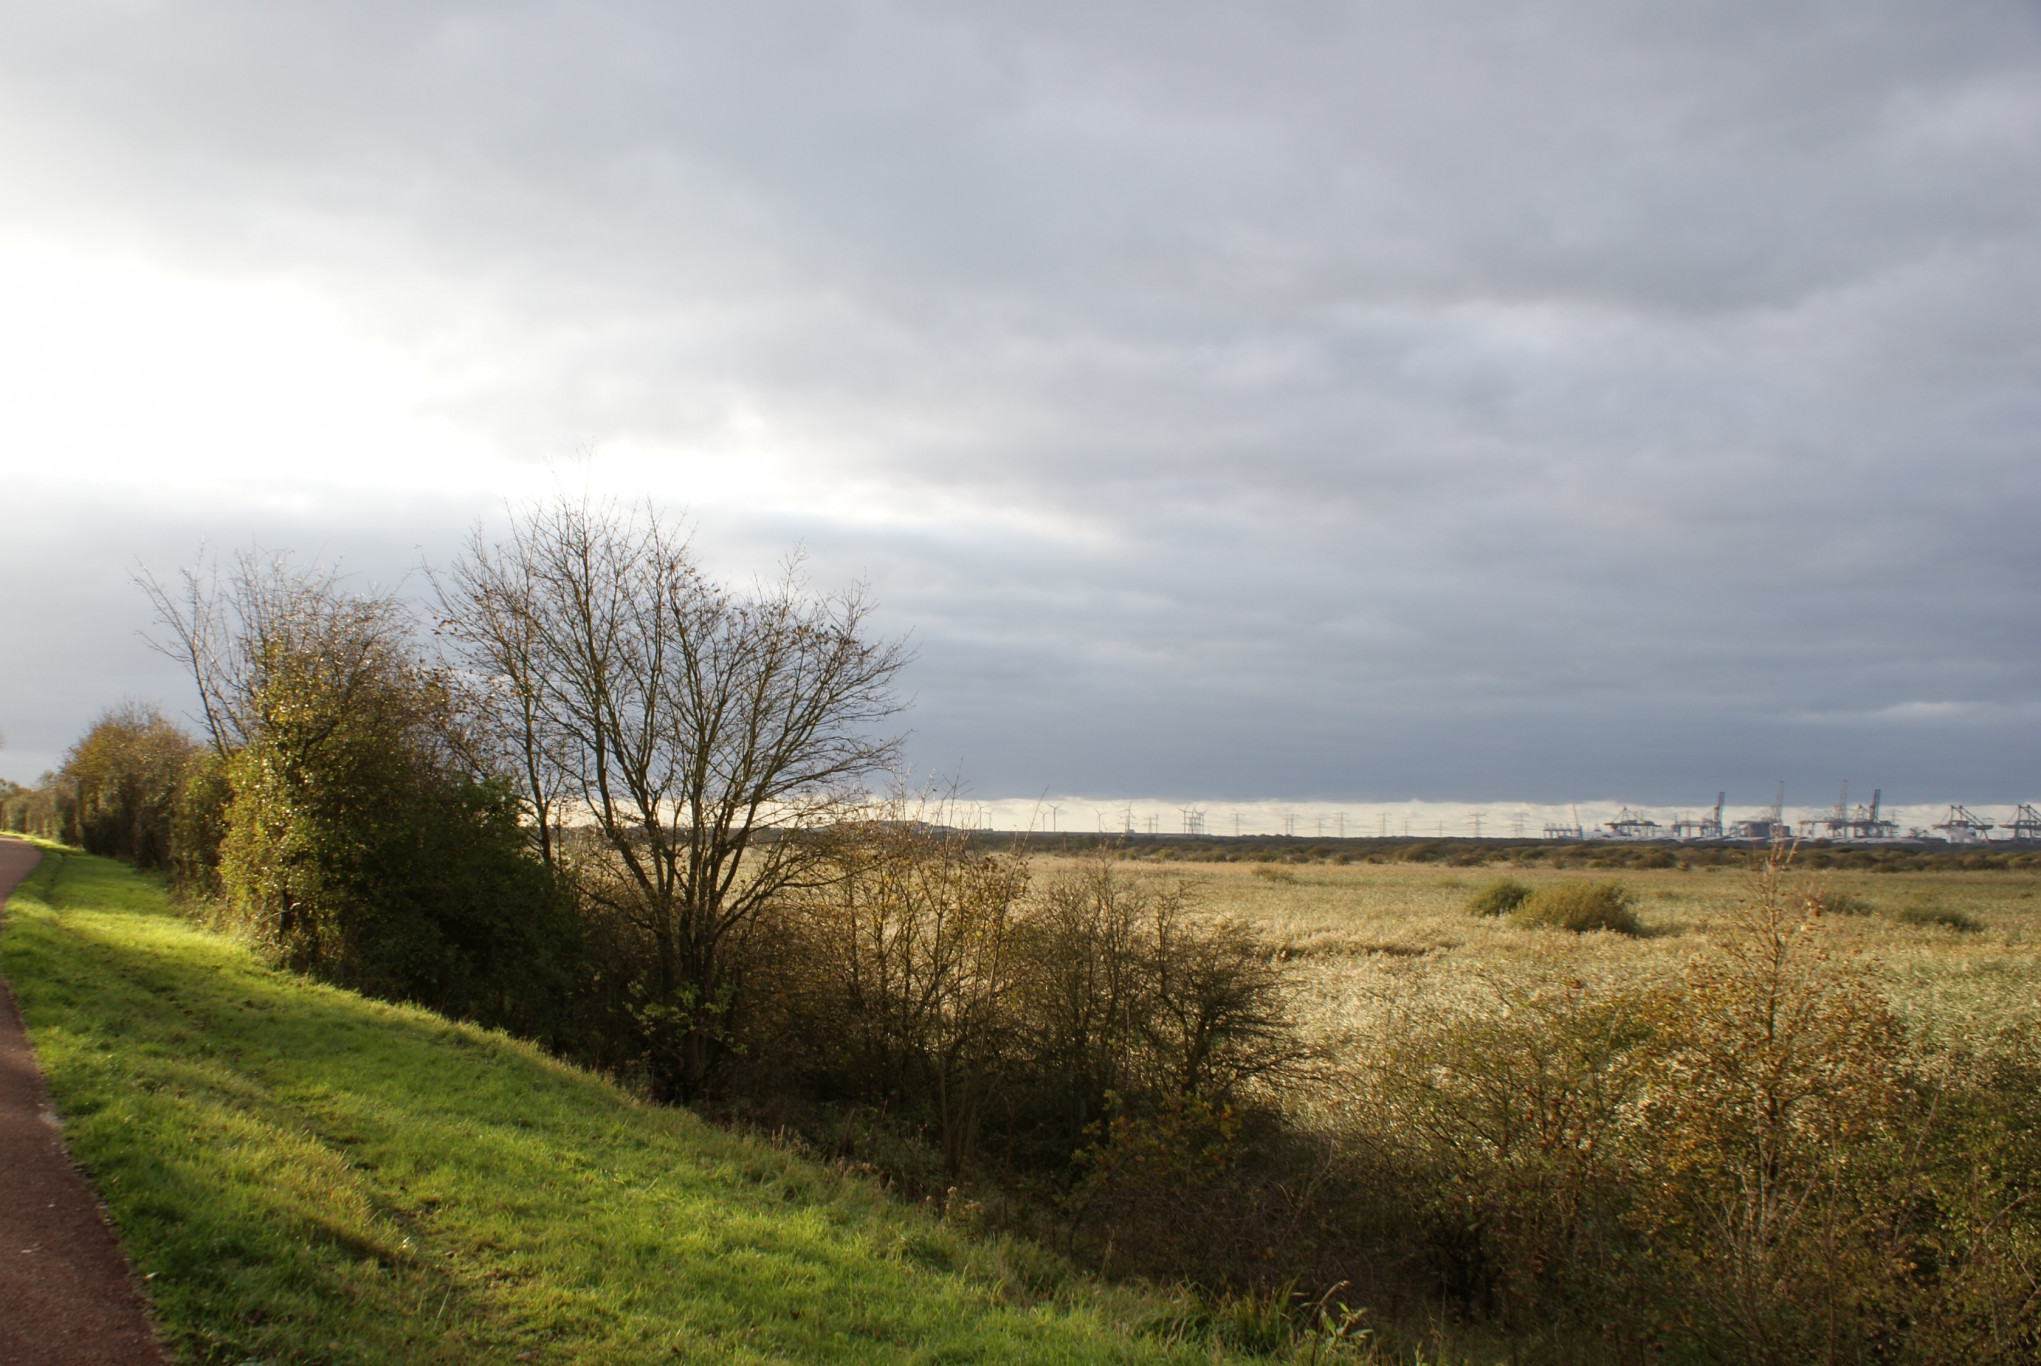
0;849;1223;1365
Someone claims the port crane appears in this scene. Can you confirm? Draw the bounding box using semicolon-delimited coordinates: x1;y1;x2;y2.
1604;806;1662;839
1672;793;1726;840
1731;783;1789;840
1802;783;1899;841
1932;805;1995;843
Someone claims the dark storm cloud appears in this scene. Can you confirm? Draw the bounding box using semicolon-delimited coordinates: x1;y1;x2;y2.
2;2;2038;801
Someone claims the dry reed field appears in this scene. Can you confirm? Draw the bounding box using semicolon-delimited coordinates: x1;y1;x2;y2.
1061;853;2041;1062
1045;850;2041;1361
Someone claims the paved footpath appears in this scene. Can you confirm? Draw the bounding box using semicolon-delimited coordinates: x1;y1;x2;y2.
0;839;168;1365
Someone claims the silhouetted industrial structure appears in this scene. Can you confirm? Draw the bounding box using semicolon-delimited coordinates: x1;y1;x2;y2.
1543;787;2037;846
1603;807;1662;839
1729;784;1790;841
1800;783;1899;841
1671;794;1726;840
1932;805;1995;843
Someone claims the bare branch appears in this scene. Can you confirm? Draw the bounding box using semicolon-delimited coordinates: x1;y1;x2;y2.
437;496;911;1096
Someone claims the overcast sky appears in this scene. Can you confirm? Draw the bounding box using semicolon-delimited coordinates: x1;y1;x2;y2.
3;1;2038;816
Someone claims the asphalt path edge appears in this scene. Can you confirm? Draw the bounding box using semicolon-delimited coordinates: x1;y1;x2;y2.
0;839;169;1365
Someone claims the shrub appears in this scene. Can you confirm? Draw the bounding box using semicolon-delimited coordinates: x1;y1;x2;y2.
1365;972;1665;1334
167;749;231;899
1632;862;1918;1362
749;833;1308;1199
1811;888;1876;916
1344;851;2041;1359
1508;880;1640;935
2;774;64;840
753;815;1031;1176
147;552;582;1043
1895;902;1981;932
1464;877;1532;918
217;664;582;1041
59;703;198;869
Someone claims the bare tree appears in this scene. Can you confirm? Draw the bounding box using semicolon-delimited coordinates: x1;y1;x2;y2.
426;531;566;866
138;549;415;762
437;498;910;1096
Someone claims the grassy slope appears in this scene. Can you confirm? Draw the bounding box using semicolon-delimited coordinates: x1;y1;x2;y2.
0;848;1220;1366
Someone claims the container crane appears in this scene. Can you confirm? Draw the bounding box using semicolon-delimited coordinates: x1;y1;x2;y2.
1731;783;1788;841
1932;805;1995;843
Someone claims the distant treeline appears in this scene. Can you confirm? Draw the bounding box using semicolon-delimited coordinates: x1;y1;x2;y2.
956;831;2041;873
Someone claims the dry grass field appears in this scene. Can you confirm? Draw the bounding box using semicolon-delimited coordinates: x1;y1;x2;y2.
1052;854;2041;1060
986;849;2041;1361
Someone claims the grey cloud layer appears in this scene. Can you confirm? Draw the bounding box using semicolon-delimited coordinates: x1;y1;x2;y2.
2;1;2037;800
